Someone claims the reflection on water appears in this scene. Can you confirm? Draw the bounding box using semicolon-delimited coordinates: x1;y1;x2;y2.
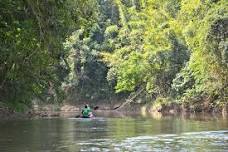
79;131;228;152
0;115;227;152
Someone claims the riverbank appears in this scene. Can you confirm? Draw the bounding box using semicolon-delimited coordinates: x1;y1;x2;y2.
0;106;27;120
0;101;227;120
139;102;227;118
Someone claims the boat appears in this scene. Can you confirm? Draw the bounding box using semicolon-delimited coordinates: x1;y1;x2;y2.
75;113;94;118
81;113;94;118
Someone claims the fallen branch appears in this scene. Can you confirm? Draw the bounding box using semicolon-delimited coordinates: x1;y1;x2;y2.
114;88;144;110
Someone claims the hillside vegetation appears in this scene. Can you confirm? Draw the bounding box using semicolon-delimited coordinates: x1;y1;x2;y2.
0;0;227;111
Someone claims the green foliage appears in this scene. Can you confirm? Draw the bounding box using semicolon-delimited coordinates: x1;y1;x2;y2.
101;0;228;106
104;25;119;39
175;0;228;103
63;22;117;101
1;0;227;109
102;0;189;97
0;0;98;109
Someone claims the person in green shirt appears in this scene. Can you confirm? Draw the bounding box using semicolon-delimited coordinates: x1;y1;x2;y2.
81;104;93;118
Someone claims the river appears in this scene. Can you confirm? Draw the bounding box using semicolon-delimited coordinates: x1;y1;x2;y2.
0;113;227;152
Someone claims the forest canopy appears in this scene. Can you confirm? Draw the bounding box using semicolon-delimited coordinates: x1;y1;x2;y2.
0;0;227;110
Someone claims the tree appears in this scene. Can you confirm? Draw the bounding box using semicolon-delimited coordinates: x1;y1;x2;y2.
0;0;97;110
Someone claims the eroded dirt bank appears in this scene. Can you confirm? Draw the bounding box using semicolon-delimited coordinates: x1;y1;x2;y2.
0;101;227;119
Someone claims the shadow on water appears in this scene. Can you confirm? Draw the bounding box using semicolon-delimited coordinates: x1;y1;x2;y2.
0;112;227;152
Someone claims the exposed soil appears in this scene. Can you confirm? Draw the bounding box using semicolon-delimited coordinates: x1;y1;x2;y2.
0;102;227;119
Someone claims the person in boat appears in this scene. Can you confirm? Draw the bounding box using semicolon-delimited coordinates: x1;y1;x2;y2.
81;104;93;118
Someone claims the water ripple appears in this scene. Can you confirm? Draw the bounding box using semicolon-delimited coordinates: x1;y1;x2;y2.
78;130;228;152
